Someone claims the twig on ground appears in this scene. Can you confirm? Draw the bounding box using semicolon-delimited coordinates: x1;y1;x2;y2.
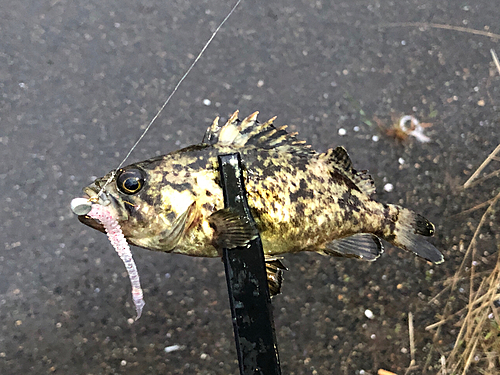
404;312;416;375
491;49;500;74
450;198;496;217
464;144;500;188
376;22;500;40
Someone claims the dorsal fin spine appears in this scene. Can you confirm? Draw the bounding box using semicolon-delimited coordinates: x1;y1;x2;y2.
228;110;239;124
242;111;259;125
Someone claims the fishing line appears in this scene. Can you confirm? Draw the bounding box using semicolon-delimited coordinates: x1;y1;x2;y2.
96;0;243;198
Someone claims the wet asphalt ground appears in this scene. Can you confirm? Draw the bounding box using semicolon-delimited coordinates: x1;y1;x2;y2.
1;0;500;374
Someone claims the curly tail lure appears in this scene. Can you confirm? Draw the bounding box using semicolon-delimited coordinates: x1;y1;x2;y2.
70;0;243;320
71;198;145;320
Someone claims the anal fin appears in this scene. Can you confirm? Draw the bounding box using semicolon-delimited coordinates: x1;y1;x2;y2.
208;208;258;249
323;233;384;261
265;257;287;296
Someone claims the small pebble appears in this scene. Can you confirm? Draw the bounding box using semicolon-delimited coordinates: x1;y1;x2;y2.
164;344;181;353
398;158;405;165
364;309;374;319
203;99;211;106
338;128;346;136
371;135;379;142
383;183;393;192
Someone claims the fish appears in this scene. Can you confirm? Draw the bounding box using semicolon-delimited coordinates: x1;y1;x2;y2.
77;110;443;295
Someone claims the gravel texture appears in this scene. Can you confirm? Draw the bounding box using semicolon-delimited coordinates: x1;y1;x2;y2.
1;0;499;374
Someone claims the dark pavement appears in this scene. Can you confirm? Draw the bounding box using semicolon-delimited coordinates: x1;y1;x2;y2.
1;0;499;374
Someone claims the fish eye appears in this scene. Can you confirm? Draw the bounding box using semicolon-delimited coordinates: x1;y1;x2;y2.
116;168;146;195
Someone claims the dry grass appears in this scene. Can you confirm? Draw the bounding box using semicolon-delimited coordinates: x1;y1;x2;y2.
444;201;500;374
423;48;500;375
427;144;500;373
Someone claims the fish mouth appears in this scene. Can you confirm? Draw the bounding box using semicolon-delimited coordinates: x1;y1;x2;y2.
77;180;127;233
77;186;105;233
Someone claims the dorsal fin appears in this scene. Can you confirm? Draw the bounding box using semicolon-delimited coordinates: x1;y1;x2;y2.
202;115;222;144
202;110;315;156
320;146;376;196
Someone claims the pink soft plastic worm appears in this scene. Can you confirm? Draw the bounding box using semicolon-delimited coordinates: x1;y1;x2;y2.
85;203;145;320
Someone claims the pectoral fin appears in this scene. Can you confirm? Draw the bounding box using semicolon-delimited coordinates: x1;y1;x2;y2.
323;233;383;261
158;202;198;251
208;209;258;249
265;257;287;296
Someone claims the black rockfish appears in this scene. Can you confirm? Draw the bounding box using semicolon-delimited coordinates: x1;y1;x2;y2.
78;111;443;293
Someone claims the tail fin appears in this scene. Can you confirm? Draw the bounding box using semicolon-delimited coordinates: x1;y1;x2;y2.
384;205;444;264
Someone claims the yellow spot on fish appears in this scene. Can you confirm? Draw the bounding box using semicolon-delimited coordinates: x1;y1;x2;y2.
201;220;212;237
162;189;194;215
193;171;220;195
316;215;326;226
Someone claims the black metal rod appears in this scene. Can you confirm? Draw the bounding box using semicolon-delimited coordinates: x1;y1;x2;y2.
218;153;281;375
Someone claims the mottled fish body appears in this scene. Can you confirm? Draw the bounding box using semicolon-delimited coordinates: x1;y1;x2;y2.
79;111;443;293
